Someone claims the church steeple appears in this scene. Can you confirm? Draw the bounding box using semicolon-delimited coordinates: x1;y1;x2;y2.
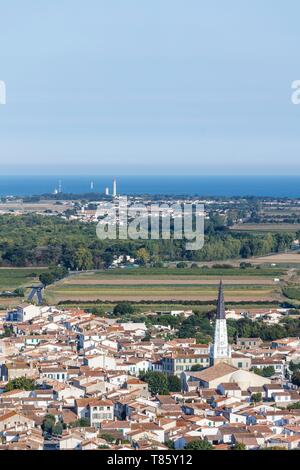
216;280;225;320
210;280;231;365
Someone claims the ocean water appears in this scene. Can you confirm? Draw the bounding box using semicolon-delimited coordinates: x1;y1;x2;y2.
0;175;300;198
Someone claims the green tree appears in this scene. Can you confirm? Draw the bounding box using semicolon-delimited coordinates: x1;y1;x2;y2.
232;442;246;450
167;375;181;392
185;439;213;450
292;371;300;387
251;392;262;403
1;325;13;338
113;302;134;316
287;401;300;410
39;266;68;286
5;376;35;391
42;414;56;434
191;364;202;371
102;251;114;268
165;440;175;449
252;366;275;378
178;312;214;339
136;248;150;266
70;418;90;428
53;422;63;436
142;331;151;342
13;287;25;297
100;433;115;443
39;272;55;286
139;371;169;395
73;247;93;270
289;361;300;372
176;262;188;268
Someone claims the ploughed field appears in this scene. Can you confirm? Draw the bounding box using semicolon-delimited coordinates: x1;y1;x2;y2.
250;252;300;265
230;223;300;232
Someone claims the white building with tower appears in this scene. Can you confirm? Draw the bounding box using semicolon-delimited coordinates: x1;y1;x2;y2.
181;281;272;391
210;280;232;365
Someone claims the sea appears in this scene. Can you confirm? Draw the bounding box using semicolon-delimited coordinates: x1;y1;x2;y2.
0;175;300;198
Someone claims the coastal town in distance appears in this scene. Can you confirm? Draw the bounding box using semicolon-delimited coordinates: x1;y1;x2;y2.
1;179;300;451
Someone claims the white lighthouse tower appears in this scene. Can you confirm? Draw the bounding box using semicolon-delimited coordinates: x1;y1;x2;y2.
210;280;232;366
112;177;117;197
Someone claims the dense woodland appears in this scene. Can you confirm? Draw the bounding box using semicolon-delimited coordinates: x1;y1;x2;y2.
0;213;295;269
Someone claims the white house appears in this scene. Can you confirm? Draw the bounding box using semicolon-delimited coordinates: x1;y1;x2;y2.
83;354;116;370
7;304;42;322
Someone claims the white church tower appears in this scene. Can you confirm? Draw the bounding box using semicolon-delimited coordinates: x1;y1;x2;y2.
210;280;232;366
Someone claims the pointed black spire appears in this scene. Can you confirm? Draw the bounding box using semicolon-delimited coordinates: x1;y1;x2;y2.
216;280;225;320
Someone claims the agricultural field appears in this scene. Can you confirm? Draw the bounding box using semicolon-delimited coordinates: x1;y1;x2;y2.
230;223;300;232
45;267;284;303
68;266;285;277
0;200;73;214
0;267;45;290
0;267;46;308
0;265;293;309
250;252;300;265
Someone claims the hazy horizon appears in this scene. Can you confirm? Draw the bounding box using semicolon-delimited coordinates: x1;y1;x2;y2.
2;173;300;177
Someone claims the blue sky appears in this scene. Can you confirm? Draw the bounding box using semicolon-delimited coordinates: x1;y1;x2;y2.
0;1;300;175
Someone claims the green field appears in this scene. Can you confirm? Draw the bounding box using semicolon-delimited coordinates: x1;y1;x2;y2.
0;268;46;290
0;268;47;308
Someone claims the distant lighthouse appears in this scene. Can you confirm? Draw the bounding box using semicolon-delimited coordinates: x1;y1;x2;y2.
112;177;117;197
210;280;232;366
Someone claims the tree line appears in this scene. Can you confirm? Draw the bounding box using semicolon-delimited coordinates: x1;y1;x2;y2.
0;214;295;269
